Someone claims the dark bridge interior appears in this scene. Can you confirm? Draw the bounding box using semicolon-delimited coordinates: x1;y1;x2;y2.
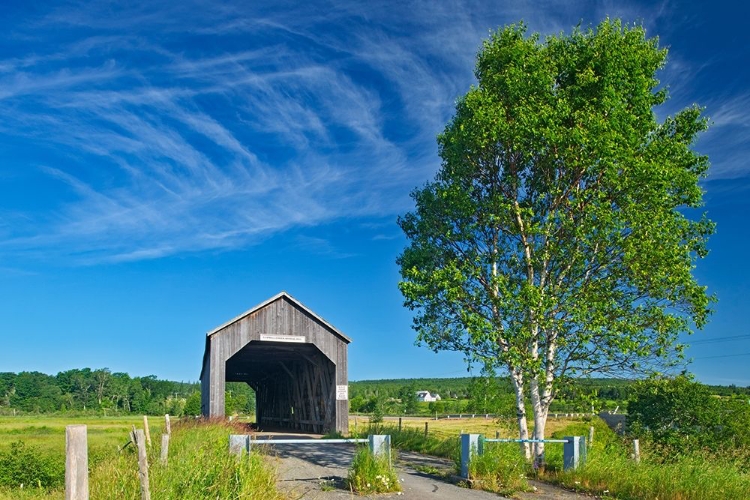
226;341;336;434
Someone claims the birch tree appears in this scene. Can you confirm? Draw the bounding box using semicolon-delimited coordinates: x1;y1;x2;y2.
397;19;713;462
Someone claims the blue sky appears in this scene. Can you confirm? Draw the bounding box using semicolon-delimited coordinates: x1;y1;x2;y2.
1;0;748;386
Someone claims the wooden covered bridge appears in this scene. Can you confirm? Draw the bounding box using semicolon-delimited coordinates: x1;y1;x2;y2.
200;292;350;434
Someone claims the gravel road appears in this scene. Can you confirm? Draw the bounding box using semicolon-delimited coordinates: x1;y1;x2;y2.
262;434;598;500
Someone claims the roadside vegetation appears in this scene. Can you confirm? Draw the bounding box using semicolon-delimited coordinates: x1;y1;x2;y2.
347;446;401;494
0;419;281;500
359;376;750;500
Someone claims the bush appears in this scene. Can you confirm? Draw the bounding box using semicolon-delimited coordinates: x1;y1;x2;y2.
544;416;750;500
628;376;750;455
0;441;64;490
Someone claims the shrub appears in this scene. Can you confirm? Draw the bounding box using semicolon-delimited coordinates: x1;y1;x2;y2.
628;376;750;456
0;441;65;489
0;441;64;490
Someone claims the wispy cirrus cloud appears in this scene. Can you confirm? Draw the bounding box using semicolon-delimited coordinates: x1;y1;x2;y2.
0;0;746;265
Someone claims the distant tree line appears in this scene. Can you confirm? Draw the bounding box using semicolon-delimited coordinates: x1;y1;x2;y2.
0;369;259;417
349;375;750;417
0;369;199;415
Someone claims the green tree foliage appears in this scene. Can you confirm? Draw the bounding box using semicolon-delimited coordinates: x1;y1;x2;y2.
398;19;713;461
183;391;202;416
628;376;750;454
0;369;200;415
225;382;256;416
466;368;515;414
397;382;419;414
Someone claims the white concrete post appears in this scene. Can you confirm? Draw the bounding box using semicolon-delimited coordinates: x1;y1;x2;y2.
229;435;249;456
563;436;586;471
460;433;483;479
368;434;392;467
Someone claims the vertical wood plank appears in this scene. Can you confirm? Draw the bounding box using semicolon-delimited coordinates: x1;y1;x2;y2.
134;429;151;500
160;434;170;465
65;424;88;500
143;416;151;447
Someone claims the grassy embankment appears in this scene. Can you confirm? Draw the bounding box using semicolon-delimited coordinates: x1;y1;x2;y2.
0;416;281;500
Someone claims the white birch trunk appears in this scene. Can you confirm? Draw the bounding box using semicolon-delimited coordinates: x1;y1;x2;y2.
529;377;549;464
510;368;531;460
529;332;557;465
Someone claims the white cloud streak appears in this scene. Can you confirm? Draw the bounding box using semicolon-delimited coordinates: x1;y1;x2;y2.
0;0;745;264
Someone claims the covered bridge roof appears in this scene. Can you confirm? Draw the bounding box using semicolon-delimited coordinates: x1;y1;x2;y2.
199;291;351;380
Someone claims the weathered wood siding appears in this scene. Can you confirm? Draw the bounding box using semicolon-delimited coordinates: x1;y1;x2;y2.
200;293;350;434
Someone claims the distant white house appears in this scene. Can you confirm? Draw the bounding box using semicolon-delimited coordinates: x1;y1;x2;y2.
416;391;441;402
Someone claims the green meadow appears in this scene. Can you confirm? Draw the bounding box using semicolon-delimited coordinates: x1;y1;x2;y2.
0;416;281;500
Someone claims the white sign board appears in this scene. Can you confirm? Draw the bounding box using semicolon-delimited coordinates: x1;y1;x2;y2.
336;385;349;401
259;334;306;343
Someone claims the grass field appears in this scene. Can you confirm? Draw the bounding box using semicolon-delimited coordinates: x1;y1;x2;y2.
0;416;281;499
351;414;578;440
0;415;150;454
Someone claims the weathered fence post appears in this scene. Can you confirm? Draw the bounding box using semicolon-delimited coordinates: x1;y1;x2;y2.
160;434;170;465
460;434;483;479
134;429;151;500
563;436;586;471
588;426;594;449
165;414;171;435
65;424;88;500
633;439;640;464
424;422;428;438
495;430;500;439
143;416;151;447
398;417;402;432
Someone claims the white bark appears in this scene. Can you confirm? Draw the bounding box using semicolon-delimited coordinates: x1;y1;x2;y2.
529;330;557;463
509;368;531;459
529;377;549;463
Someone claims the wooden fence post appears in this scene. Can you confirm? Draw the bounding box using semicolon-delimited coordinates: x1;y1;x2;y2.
633;439;640;464
424;422;428;438
134;429;151;500
495;430;500;439
65;425;88;500
143;416;151;447
165;414;171;435
160;434;170;465
398;417;402;432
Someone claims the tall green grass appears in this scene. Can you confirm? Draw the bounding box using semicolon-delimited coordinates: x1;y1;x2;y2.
546;418;750;500
1;419;282;500
90;420;282;499
347;446;401;494
361;422;460;461
468;442;530;495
